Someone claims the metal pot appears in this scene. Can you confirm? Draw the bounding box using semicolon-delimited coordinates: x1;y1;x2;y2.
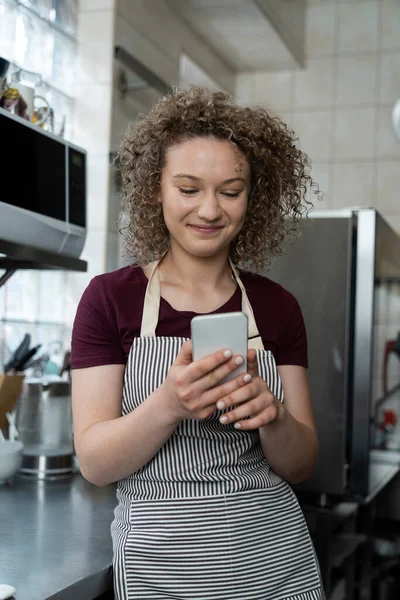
14;378;74;480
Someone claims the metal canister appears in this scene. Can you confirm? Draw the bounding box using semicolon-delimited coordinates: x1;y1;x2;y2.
14;377;74;480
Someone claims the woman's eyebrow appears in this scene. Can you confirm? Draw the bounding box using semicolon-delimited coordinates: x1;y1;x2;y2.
172;174;246;184
172;174;201;181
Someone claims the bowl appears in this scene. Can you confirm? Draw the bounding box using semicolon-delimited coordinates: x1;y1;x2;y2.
0;441;24;484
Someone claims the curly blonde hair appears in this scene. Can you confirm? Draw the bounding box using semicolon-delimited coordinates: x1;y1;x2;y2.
118;86;320;269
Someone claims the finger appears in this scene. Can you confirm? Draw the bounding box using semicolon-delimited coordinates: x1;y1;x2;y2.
185;350;243;387
216;377;267;411
247;349;259;378
207;371;253;406
174;340;193;366
219;396;266;426
232;405;280;430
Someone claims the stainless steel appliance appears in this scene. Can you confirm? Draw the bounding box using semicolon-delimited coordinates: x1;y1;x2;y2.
268;209;400;501
14;378;74;480
0;107;86;258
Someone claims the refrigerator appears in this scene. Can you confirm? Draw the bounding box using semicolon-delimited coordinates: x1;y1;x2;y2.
268;209;400;501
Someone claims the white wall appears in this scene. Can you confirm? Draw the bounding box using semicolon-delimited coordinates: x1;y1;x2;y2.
67;0;117;325
236;0;400;233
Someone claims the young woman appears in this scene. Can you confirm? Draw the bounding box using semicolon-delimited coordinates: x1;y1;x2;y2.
71;86;324;600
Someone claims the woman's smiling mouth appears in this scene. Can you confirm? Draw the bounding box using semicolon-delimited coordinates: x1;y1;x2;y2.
188;224;224;234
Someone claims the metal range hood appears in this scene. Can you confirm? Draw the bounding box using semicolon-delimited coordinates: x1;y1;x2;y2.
0;237;87;289
167;0;306;72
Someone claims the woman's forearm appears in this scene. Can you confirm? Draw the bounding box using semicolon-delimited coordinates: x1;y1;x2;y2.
77;386;180;486
259;404;318;485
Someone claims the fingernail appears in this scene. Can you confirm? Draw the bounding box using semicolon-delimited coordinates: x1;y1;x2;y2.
243;374;252;382
217;401;225;410
235;356;244;365
224;350;233;358
234;422;241;429
220;416;228;424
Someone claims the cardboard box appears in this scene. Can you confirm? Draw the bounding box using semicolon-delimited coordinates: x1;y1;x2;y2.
0;374;25;430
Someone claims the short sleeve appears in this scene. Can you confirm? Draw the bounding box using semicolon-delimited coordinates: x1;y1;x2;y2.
71;276;126;369
276;294;308;368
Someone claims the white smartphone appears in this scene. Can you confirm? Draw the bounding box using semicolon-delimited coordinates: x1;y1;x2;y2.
191;311;248;383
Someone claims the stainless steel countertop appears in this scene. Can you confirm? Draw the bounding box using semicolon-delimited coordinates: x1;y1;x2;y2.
0;475;116;600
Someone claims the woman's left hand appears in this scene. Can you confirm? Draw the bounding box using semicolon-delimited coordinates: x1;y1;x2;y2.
216;349;284;430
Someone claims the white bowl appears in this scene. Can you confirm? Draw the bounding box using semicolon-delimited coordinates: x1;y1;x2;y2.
0;441;24;484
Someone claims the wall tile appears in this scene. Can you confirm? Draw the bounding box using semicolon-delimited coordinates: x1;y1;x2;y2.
254;71;294;112
382;0;400;51
294;110;333;162
235;73;256;105
332;163;375;208
310;163;333;208
337;1;379;55
277;111;296;132
306;4;337;58
380;53;400;104
377;106;400;159
77;10;114;85
336;55;377;107
334;107;375;160
294;58;334;109
376;162;400;214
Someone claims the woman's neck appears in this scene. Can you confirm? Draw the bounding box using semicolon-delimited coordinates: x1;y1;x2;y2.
160;245;232;293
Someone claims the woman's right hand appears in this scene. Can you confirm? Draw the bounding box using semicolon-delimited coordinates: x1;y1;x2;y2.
160;340;251;424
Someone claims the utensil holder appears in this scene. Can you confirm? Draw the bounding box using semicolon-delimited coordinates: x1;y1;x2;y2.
0;374;24;430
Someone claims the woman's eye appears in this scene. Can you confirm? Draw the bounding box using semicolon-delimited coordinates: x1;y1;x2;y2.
179;188;197;195
222;192;240;198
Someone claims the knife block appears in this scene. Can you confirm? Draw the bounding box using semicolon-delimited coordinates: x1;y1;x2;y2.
0;374;25;430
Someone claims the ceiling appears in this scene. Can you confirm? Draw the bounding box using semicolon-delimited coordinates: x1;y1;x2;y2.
168;0;304;72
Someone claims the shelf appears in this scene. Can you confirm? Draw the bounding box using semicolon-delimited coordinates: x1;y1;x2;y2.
0;238;87;288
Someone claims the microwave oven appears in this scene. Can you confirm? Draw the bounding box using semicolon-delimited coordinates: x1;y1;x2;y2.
0;108;86;258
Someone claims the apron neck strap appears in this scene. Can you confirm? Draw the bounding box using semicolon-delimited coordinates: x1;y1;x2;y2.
140;256;265;350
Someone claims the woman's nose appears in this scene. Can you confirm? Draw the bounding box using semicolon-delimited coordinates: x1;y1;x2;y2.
197;192;222;221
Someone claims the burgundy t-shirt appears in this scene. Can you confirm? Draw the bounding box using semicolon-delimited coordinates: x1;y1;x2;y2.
71;265;308;369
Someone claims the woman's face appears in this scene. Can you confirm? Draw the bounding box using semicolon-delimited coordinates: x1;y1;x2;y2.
159;137;251;260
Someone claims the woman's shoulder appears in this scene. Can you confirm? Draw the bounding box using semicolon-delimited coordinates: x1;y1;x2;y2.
239;269;297;307
85;264;147;302
92;263;146;289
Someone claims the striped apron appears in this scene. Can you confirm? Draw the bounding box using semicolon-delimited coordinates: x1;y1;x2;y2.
111;259;324;600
